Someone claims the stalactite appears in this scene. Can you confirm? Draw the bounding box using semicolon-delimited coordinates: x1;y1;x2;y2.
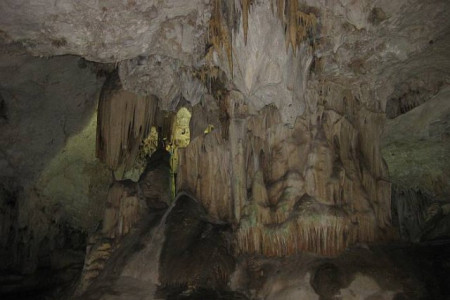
242;0;250;44
179;68;390;257
177;130;232;221
208;0;318;75
102;181;145;239
236;209;377;256
286;0;298;53
209;0;233;74
96;72;158;171
273;0;318;53
230;118;247;223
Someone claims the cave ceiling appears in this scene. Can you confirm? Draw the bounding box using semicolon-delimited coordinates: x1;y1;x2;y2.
1;0;449;94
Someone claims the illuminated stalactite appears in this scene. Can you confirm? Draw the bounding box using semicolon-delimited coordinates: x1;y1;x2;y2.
100;0;389;258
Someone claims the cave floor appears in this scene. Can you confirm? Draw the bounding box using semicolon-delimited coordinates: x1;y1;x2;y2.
1;241;448;300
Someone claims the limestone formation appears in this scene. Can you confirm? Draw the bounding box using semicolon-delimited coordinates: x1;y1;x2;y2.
0;0;210;63
0;0;449;298
179;85;392;256
96;71;158;171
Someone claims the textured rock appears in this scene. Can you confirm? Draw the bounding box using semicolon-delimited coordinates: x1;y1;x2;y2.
137;149;172;208
0;0;210;63
118;55;206;110
212;2;310;125
102;181;146;240
229;245;446;299
382;86;450;200
179;82;392;256
37;112;112;231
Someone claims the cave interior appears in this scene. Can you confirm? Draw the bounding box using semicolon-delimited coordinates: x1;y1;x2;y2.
0;0;449;299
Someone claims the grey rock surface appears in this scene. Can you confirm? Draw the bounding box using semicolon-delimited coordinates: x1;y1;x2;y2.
0;0;210;63
383;86;450;199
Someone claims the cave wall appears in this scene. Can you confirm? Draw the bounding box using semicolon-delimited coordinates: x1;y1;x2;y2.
0;44;111;274
385;86;450;242
383;86;450;200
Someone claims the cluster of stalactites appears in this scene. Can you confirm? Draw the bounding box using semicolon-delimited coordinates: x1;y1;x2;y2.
236;211;376;256
96;72;158;171
270;0;318;54
208;0;318;73
178;87;392;256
